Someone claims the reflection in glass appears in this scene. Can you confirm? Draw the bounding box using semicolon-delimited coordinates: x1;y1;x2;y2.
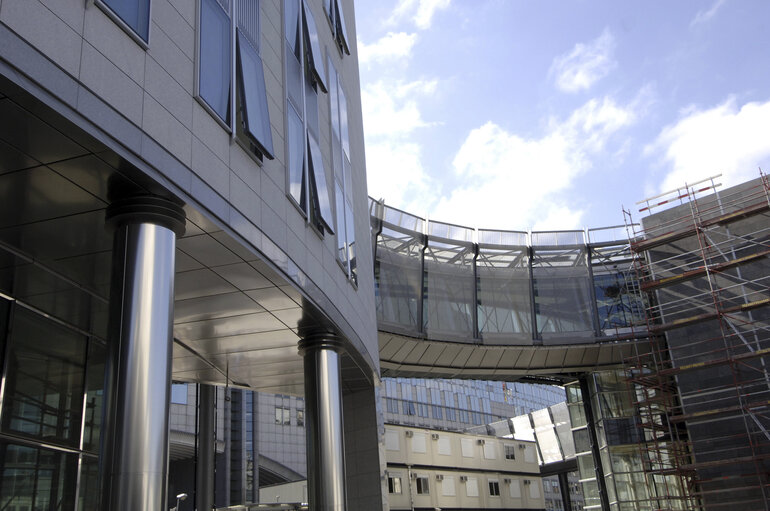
102;0;150;41
287;103;305;209
199;0;231;123
423;240;474;340
236;32;274;158
0;442;78;511
345;199;357;283
1;308;86;447
82;341;106;453
307;133;333;232
301;0;327;92
594;272;645;330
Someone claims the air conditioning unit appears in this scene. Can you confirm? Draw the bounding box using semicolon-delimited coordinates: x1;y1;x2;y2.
405;430;413;438
503;478;512;484
431;433;440;440
477;439;485;445
435;474;444;481
523;479;531;485
410;473;417;479
518;444;526;449
460;476;468;482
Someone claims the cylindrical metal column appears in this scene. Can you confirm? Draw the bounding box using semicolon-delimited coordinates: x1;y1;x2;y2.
101;196;185;511
300;335;347;511
196;384;216;511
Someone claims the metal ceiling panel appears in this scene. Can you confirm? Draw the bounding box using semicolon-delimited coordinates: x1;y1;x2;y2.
175;268;238;300
174;292;264;323
177;234;244;267
0;138;39;174
245;287;299;311
180;329;300;356
0;166;105;229
173;311;287;341
0;98;88;164
212;262;274;290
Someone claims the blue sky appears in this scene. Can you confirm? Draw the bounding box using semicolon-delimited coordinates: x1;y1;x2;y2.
353;0;770;231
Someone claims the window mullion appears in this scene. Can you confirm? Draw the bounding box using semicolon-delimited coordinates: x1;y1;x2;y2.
299;1;310;219
230;0;237;140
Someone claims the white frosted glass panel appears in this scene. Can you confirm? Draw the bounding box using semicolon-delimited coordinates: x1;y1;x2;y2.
441;476;455;496
461;438;474;457
411;432;426;453
483;441;496;459
385;429;400;451
437;436;451;455
466;477;478;497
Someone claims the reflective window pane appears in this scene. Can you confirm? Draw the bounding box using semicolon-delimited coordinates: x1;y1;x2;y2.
82;341;106;453
236;32;275;158
301;0;327;92
199;0;231;123
335;182;347;264
307;133;333;232
339;85;350;158
0;442;78;511
345;198;357;283
101;0;150;41
284;0;300;56
333;0;351;54
1;308;86;447
287;102;306;210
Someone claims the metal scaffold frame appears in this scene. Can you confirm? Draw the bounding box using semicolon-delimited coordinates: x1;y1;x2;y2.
623;172;770;510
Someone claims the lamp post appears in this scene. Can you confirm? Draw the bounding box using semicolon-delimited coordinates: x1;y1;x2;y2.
171;492;188;511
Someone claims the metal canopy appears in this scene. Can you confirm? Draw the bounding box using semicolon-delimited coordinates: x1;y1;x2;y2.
0;74;366;397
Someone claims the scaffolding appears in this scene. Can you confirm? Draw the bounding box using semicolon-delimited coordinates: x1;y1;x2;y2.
623;172;770;510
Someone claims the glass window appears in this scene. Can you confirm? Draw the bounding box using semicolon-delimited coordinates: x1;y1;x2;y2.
307;133;334;232
489;480;500;496
415;476;429;495
236;32;275;158
100;0;151;42
301;0;327;92
0;442;79;511
388;475;402;494
505;444;516;460
332;0;350;54
199;0;231;123
1;308;87;447
296;409;304;427
171;383;188;404
287;103;306;207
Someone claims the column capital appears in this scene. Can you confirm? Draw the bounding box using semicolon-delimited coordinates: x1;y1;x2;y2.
106;195;186;236
298;333;345;356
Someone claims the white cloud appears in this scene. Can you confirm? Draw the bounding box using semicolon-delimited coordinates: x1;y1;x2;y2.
358;32;418;66
361;80;435;138
691;0;727;27
361;78;438;209
646;97;770;193
429;96;639;230
389;0;451;30
550;29;616;93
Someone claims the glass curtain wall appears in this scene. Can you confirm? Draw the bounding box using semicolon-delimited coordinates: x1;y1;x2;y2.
567;372;689;511
423;220;475;341
0;299;104;511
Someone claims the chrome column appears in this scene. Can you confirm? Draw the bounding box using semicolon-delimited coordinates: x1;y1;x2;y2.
196;384;216;511
101;196;185;511
300;335;347;511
